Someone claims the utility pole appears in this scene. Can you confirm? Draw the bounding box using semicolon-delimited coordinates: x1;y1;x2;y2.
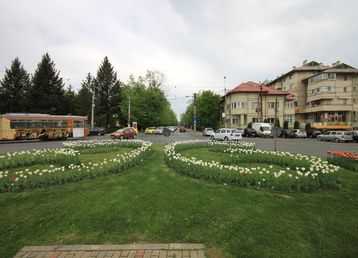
193;93;197;132
224;76;227;127
91;85;95;128
274;96;278;151
127;95;131;127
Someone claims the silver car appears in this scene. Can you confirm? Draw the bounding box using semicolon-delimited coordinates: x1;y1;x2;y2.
202;128;214;136
210;128;242;141
317;131;353;142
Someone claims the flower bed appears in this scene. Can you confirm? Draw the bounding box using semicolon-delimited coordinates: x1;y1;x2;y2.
0;140;152;192
164;140;340;192
327;151;358;172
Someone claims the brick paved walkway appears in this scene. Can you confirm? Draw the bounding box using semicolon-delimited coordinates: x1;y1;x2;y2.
14;243;206;258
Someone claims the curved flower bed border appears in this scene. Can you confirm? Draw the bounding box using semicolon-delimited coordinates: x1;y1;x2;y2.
164;140;340;192
0;139;152;192
327;151;358;172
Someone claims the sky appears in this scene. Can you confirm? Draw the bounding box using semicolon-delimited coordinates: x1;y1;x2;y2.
0;0;357;118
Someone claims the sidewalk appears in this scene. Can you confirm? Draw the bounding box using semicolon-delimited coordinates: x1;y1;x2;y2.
14;243;206;258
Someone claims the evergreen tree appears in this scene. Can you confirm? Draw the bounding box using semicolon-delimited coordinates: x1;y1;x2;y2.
76;73;94;120
0;57;31;113
62;85;78;115
94;57;121;128
28;53;65;114
294;120;300;129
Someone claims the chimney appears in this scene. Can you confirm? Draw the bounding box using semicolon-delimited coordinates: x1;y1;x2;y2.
293;66;296;69
303;60;308;65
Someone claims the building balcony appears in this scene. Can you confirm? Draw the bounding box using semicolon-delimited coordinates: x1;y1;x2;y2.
307;92;335;102
303;104;353;113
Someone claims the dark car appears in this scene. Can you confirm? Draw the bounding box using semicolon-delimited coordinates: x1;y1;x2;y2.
280;129;296;138
243;128;257;137
308;129;321;138
89;127;106;136
353;131;358;143
179;127;186;133
110;127;136;139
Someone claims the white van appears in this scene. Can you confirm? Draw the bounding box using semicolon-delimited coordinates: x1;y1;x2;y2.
252;123;272;137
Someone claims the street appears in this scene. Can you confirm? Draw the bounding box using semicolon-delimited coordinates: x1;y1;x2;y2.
0;131;356;157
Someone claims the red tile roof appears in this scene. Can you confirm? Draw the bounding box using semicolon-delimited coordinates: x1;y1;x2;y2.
227;81;289;95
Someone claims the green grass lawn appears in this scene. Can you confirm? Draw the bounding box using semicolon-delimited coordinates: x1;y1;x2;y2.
0;145;357;258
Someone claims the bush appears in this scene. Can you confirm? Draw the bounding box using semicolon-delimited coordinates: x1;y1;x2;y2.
283;120;289;129
294;121;300;129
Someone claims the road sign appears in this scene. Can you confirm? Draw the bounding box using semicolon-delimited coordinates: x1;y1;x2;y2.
194;115;197;125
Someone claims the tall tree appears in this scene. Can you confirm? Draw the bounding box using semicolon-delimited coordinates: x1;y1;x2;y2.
0;57;31;113
181;91;221;129
62;85;78;115
76;73;94;120
94;57;121;128
28;53;65;114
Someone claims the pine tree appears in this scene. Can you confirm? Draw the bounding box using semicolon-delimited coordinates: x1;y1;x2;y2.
62;85;78;115
76;73;94;121
94;57;121;128
28;53;65;114
0;57;31;113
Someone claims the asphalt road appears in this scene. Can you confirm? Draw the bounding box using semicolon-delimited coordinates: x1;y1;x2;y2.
0;131;356;157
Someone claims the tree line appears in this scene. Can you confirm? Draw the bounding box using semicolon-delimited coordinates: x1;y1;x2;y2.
0;53;177;129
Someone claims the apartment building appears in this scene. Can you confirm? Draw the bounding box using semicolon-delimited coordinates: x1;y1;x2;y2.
266;60;358;129
223;81;295;128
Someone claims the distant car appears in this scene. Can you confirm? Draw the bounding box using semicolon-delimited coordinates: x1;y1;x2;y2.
110;127;136;139
235;128;245;135
145;127;156;134
294;129;307;138
202;128;214;136
243;128;257;137
210;128;242;141
89;127;106;136
179;127;186;133
280;129;296;138
309;129;322;138
155;127;164;135
317;131;353;142
168;126;177;132
353;131;358;143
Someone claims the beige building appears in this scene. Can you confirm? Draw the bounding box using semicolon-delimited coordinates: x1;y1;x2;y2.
266;61;358;129
223;81;295;128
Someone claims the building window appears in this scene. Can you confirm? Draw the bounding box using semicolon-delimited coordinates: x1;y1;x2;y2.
343;87;347;92
285;102;294;108
344;75;348;81
285;115;295;124
251;102;258;109
343;99;347;105
237;102;246;108
252;118;259;123
267;118;275;124
268;102;279;109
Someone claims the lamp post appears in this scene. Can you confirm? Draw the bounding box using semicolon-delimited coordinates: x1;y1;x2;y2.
224;76;227;127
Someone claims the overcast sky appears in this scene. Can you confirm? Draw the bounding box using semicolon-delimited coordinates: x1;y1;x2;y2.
0;0;357;118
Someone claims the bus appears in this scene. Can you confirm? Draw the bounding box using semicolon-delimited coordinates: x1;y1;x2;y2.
0;113;89;141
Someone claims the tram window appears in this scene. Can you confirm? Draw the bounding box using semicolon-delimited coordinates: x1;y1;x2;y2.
73;120;84;128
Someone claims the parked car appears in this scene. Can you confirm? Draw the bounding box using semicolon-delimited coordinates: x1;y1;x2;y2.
110;127;136;139
202;128;214;136
353;131;358;143
235;128;245;135
210;128;242;141
317;131;353;142
145;127;156;134
280;129;296;138
89;127;106;136
294;129;307;138
309;129;322;138
179;127;186;133
155;127;164;135
243;128;257;137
